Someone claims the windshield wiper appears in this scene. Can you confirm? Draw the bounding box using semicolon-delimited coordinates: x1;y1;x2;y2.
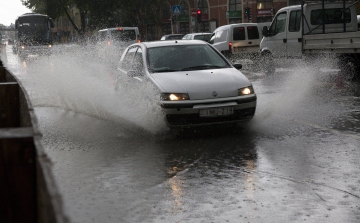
180;65;225;71
152;67;179;73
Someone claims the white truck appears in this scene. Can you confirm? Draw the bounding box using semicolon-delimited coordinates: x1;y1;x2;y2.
259;1;360;80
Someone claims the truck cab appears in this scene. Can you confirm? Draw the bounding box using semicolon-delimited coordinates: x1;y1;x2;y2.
260;3;357;59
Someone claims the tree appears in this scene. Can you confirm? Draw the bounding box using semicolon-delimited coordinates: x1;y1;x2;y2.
115;0;169;39
21;0;89;40
21;0;169;40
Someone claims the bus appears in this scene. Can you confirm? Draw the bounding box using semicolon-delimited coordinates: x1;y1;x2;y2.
14;13;54;57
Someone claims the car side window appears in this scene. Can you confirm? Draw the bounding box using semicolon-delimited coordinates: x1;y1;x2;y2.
269;12;287;36
233;27;245;40
247;26;260;40
121;46;138;71
132;47;144;75
289;10;301;32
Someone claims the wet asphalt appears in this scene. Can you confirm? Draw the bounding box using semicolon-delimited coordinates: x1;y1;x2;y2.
2;45;360;223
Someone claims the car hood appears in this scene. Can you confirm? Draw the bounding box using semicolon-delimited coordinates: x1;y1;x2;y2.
150;68;252;100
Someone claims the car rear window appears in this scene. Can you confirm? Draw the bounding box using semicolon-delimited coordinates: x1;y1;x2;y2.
194;34;211;41
233;27;245;41
111;30;136;41
247;26;260;40
167;35;184;40
98;31;107;41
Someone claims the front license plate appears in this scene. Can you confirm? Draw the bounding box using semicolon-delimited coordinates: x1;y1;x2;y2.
199;107;234;117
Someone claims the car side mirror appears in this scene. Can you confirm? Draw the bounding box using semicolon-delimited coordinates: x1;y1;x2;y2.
262;26;269;37
233;64;242;70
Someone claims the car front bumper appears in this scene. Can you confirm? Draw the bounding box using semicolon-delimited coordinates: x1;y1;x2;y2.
160;95;257;127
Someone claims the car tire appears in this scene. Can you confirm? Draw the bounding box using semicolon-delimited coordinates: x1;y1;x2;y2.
338;56;359;82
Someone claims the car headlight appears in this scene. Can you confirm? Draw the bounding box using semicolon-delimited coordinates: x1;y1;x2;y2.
160;93;190;101
21;46;25;49
238;86;254;95
48;44;52;48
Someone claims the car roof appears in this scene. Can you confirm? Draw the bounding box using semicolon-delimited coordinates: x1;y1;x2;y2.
214;23;263;31
162;34;185;37
185;33;212;35
98;27;139;32
140;40;208;48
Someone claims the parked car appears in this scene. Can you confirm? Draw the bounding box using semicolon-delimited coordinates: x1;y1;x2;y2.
115;40;257;128
182;33;212;42
160;34;185;40
209;22;271;58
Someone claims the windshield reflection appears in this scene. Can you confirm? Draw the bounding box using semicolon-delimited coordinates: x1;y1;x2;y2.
147;45;231;73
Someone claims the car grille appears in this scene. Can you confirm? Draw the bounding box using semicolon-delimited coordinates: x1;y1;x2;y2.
161;96;257;109
166;108;256;126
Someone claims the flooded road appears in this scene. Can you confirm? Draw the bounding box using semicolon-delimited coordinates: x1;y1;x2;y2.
2;45;360;222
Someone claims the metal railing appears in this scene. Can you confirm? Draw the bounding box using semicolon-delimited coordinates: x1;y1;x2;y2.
0;46;70;223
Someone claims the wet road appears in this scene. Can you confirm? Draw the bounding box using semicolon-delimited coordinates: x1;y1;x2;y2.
2;45;360;222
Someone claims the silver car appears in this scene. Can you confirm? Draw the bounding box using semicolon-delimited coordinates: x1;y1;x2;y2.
182;33;212;42
115;40;256;128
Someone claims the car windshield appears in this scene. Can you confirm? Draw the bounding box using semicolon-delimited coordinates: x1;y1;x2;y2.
147;44;231;73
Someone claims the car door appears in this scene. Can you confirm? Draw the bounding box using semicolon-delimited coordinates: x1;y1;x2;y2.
286;9;302;58
265;10;288;58
117;46;144;88
128;47;145;82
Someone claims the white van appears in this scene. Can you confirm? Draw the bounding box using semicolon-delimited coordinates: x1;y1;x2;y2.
98;27;140;45
97;27;140;62
209;22;270;58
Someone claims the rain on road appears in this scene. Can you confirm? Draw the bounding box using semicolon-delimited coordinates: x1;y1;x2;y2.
2;45;360;223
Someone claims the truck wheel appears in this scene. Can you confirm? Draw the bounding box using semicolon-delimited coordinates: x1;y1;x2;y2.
338;56;358;81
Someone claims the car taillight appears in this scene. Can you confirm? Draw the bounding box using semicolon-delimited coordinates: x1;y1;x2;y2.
107;41;111;45
229;42;232;51
137;39;141;43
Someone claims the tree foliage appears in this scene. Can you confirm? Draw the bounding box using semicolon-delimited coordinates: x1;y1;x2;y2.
21;0;169;37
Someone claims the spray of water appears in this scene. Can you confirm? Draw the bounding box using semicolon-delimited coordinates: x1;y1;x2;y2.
249;55;341;131
7;45;168;134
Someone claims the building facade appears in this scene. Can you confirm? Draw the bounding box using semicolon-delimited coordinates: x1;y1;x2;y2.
143;0;291;40
55;0;360;42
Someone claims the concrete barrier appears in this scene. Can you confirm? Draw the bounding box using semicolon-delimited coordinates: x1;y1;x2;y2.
0;55;70;223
